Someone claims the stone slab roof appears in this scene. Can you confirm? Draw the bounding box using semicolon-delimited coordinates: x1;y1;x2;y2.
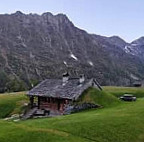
27;78;101;100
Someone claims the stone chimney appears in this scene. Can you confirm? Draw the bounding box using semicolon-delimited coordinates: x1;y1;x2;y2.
62;72;69;84
79;74;85;84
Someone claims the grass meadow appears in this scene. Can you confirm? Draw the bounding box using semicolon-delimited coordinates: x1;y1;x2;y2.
103;86;144;98
0;87;144;142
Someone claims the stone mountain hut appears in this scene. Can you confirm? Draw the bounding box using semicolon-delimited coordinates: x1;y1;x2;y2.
27;73;102;115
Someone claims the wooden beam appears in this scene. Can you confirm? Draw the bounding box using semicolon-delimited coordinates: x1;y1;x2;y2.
30;96;34;108
38;96;40;109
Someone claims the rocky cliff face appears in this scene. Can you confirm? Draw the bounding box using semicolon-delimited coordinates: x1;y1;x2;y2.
123;37;144;60
0;11;144;92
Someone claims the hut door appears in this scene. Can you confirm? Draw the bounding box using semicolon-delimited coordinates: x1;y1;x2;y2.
57;100;61;110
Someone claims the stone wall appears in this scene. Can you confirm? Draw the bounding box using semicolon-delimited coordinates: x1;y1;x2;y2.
64;103;101;114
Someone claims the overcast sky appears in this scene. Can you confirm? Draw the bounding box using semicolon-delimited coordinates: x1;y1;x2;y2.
0;0;144;42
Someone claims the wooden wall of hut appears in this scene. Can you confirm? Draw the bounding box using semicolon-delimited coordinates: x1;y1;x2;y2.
38;97;69;113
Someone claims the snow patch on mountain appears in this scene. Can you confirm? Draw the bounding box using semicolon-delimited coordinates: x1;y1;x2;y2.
70;53;78;61
63;61;68;66
131;43;138;47
124;45;138;56
88;61;94;66
124;46;130;53
130;74;139;80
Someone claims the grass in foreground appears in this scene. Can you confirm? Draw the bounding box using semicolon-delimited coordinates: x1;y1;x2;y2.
0;87;144;142
0;99;144;142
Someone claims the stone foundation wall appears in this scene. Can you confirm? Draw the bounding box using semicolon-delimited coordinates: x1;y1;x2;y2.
64;103;101;114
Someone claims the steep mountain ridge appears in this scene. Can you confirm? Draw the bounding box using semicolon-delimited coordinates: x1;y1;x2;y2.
107;36;127;48
117;37;144;59
132;37;144;45
103;35;144;60
0;11;144;92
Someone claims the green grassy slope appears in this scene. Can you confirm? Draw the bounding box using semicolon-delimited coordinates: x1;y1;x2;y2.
0;99;144;142
0;88;119;118
103;86;144;98
0;87;144;142
77;87;120;107
0;92;28;118
0;120;87;142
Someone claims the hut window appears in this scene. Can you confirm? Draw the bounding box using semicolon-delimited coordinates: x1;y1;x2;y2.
42;97;47;102
48;98;50;103
53;98;55;103
41;97;44;101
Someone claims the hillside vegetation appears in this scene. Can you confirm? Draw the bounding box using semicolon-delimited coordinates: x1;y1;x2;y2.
77;87;120;107
0;87;144;142
0;92;28;118
103;86;144;98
